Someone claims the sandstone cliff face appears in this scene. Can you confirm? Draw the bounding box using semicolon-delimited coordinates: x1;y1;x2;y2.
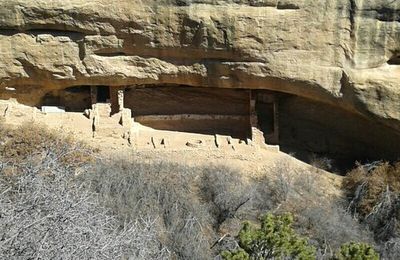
0;0;399;161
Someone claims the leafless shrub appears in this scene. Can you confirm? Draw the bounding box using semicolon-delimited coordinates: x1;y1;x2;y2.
252;177;275;213
294;167;322;195
295;201;374;259
257;159;324;212
3;122;392;259
85;159;214;260
381;238;400;259
262;159;375;258
309;154;333;171
344;161;400;242
364;187;400;241
270;159;296;203
0;123;169;259
345;161;400;217
199;166;255;228
0;122;94;174
0;164;168;260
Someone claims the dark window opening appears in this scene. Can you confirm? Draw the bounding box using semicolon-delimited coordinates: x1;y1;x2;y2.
97;86;110;103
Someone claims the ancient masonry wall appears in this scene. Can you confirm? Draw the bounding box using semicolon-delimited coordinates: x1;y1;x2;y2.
58;85;279;148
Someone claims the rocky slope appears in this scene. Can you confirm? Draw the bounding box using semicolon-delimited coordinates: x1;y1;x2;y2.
0;0;399;161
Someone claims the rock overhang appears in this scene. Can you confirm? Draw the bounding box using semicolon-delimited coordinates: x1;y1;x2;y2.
0;0;398;135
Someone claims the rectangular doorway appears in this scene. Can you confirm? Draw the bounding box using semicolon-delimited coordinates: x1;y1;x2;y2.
96;86;110;103
256;93;279;145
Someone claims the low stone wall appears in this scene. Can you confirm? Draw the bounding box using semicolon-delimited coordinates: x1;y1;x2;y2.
135;114;250;139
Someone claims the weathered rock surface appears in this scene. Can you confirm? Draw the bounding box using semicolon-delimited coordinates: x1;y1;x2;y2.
0;0;399;160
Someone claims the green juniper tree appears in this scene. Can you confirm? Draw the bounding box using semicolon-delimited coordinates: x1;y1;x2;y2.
222;213;316;260
336;242;379;260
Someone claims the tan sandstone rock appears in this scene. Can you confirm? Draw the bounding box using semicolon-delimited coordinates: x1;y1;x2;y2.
0;0;398;162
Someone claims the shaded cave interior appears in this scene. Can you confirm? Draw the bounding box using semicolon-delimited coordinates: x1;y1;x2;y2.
388;53;400;65
37;84;400;171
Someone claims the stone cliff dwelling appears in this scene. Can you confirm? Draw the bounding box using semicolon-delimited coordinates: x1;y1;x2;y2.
34;84;280;150
1;0;399;168
3;80;400;169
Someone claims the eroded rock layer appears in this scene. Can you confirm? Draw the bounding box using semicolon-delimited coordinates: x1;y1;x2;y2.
0;0;399;162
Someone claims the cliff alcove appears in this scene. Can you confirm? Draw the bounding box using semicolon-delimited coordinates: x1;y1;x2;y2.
4;82;399;170
0;0;398;169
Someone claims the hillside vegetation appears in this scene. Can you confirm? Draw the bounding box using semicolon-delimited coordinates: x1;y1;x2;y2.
0;122;399;259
